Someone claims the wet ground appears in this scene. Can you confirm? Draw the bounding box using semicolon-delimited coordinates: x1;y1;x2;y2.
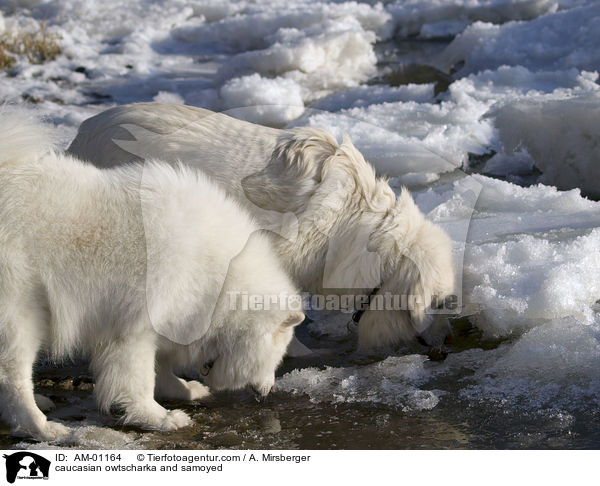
2;316;599;450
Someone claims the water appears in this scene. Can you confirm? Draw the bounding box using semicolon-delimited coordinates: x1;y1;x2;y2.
3;315;599;450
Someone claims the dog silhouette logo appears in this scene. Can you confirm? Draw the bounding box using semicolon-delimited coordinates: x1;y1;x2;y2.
3;452;51;483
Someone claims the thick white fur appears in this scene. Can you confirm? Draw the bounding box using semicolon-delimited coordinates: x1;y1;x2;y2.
0;111;303;441
68;103;455;350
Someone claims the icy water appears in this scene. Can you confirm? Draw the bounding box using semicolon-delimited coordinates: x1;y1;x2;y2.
3;317;599;450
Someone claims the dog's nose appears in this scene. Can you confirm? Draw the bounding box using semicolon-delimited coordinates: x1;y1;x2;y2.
416;335;429;347
416;321;451;361
417;317;453;348
416;335;449;361
426;346;448;361
416;333;453;347
249;385;272;402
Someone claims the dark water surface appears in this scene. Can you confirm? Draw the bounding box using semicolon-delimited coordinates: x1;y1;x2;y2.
2;317;599;450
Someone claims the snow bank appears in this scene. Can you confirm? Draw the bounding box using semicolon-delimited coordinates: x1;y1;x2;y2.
418;174;600;336
388;0;557;38
0;1;391;127
163;2;391;123
167;2;392;54
492;92;600;198
295;66;597;178
220;74;304;126
436;4;600;74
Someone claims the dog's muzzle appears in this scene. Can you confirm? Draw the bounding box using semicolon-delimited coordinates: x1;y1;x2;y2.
249;384;273;402
416;334;451;361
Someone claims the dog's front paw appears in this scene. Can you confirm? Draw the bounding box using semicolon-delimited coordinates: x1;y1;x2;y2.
186;381;211;401
36;421;70;441
124;402;192;431
159;409;192;431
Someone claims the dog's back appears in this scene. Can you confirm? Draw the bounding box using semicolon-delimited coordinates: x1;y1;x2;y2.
68;103;281;193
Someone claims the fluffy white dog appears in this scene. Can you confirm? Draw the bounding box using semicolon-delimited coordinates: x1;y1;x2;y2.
0;111;304;441
69;103;455;350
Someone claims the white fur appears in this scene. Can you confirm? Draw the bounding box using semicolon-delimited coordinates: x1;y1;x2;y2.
0;111;303;441
68;103;455;350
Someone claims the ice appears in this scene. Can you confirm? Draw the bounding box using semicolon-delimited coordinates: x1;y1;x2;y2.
0;1;391;127
387;0;558;38
220;74;304;126
482;150;534;178
417;175;600;335
311;83;436;111
436;4;600;75
18;426;139;450
459;317;600;412
295;98;492;176
277;354;441;412
280;316;600;415
166;2;392;54
492;92;600;198
294;65;598;178
219;16;380;104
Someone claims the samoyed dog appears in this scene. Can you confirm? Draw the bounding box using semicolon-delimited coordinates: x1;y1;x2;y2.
0;111;304;441
69;103;455;351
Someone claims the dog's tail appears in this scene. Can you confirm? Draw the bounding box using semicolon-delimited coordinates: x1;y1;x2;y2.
0;108;56;166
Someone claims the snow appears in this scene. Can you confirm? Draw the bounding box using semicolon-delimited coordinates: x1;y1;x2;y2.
425;175;600;332
1;0;600;446
278;354;441;412
493;92;600;198
220;74;304;126
435;4;600;75
387;0;558;38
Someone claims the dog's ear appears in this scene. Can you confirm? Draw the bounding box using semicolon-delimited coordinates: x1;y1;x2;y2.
366;187;443;333
282;311;305;328
322;135;395;210
396;187;416;210
368;188;423;254
241;128;338;214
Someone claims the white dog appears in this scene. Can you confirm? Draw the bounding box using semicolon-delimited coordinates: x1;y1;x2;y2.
0;110;304;441
69;103;455;350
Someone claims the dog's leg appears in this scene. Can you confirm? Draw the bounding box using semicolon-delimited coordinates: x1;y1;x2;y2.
91;329;192;431
0;310;69;441
155;357;210;402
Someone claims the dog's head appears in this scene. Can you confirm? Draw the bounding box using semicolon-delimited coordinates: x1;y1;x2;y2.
198;309;303;397
306;138;456;351
191;232;304;397
241;128;455;351
356;189;456;351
